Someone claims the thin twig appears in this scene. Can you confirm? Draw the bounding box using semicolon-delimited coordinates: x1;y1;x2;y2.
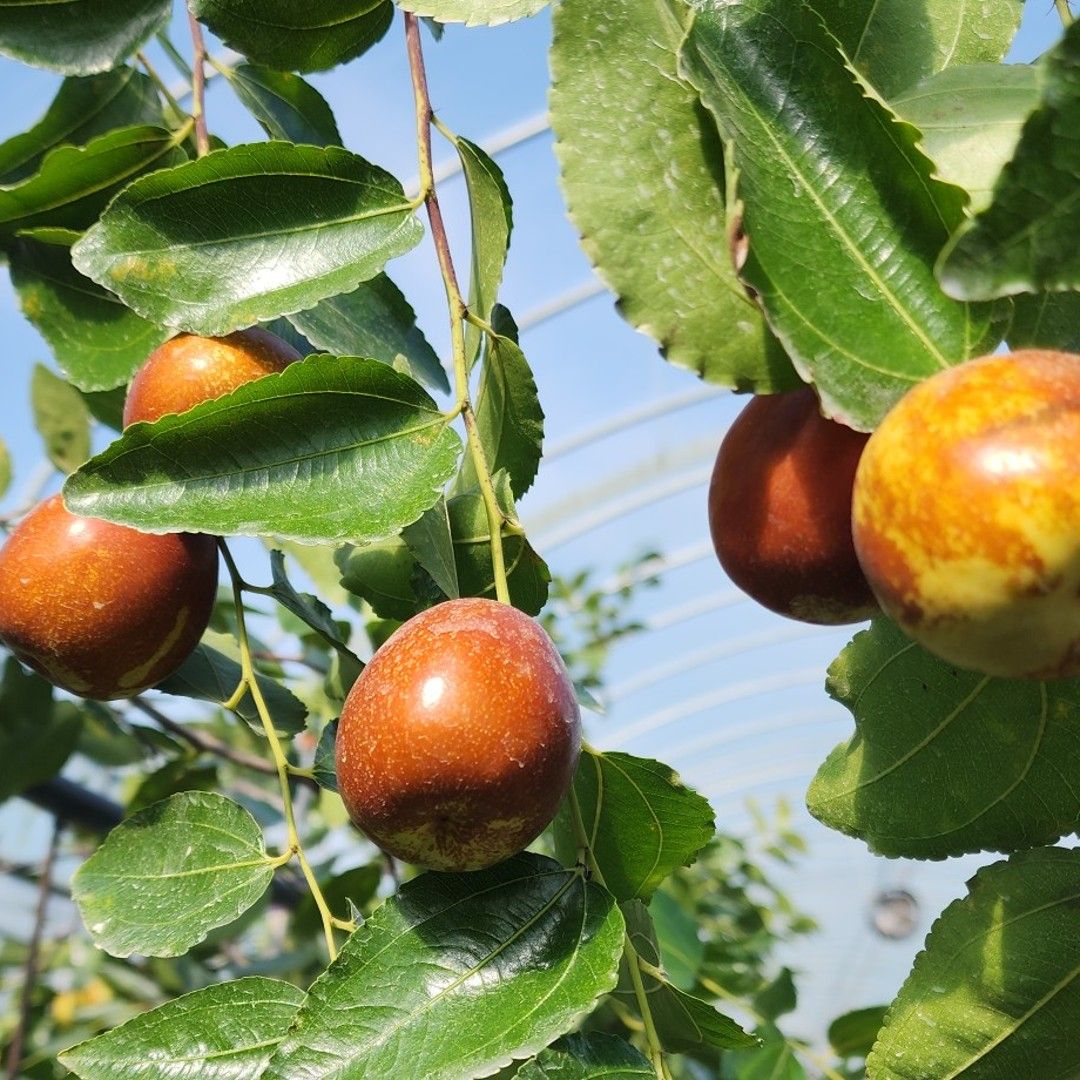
186;8;211;157
1056;0;1074;27
137;50;185;119
6;820;61;1080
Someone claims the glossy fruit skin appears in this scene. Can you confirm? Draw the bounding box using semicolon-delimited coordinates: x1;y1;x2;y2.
0;495;218;700
122;328;300;426
336;598;581;871
853;349;1080;679
708;386;877;625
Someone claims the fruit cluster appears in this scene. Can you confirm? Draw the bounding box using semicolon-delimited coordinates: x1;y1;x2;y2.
0;330;580;871
708;349;1080;680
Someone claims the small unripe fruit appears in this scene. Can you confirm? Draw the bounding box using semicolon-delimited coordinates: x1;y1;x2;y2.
708;386;877;625
336;598;581;871
0;495;218;699
123;328;300;427
852;349;1080;679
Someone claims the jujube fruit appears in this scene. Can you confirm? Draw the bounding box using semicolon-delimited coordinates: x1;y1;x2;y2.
708;386;877;625
335;597;581;871
852;349;1080;679
0;495;218;700
123;328;300;427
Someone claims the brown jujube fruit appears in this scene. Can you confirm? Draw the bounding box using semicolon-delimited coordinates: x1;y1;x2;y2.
335;597;581;872
708;386;877;625
0;495;218;700
122;328;300;427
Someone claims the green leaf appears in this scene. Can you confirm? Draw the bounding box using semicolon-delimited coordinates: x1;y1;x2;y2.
754;968;798;1023
550;0;797;394
1008;291;1080;352
289;274;449;393
268;549;360;660
9;238;169;392
814;0;1024;99
155;636;308;736
262;854;625;1079
64;355;462;545
808;619;1080;859
0;0;171;76
891;63;1041;214
868;848;1080;1079
0;438;11;500
31;362;91;474
516;1034;653;1079
557;747;715;902
828;1005;887;1059
402;496;460;599
71;143;424;336
618;900;756;1053
396;0;548;26
458;307;543;499
450;137;512;365
312;719;338;792
682;0;1006;430
0;67;161;185
0;125;186;239
727;1024;806;1080
648;886;704;992
190;0;393;74
225;63;342;147
939;20;1080;299
59;976;305;1079
126;760;219;816
0;658;81;803
79;385;127;431
72;791;276;958
337;483;550;617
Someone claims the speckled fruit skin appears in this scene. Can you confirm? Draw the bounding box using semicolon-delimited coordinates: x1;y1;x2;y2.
336;597;581;872
0;495;218;700
708;386;877;625
122;328;300;426
852;350;1080;679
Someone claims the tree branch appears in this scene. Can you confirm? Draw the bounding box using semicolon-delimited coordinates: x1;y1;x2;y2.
186;7;210;156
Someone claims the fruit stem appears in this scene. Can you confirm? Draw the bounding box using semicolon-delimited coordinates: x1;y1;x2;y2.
567;787;671;1080
403;12;511;607
1056;0;1074;25
220;540;339;963
186;6;210;158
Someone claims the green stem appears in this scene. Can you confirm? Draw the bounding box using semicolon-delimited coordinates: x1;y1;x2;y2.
137;51;186;120
567;788;671;1080
403;13;510;606
220;540;339;962
1056;0;1074;26
156;31;193;81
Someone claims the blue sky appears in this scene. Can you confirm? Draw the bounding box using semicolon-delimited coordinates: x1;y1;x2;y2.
0;0;1069;1043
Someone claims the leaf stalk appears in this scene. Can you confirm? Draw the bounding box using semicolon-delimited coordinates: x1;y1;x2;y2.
186;6;211;157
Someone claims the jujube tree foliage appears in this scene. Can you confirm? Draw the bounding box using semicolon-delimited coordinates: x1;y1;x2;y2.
0;0;1078;1078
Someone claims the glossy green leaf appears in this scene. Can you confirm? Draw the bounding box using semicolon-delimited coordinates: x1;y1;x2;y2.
0;0;170;75
939;20;1080;299
154;637;308;737
557;747;715;902
59;976;305;1079
0;67;160;185
9;238;169;392
268;549;360;660
31;363;90;474
225;63;342;147
0;125;186;238
72;791;276;958
312;719;338;792
402;496;460;599
64;355;462;545
1008;292;1080;352
396;0;547;26
0;439;10;499
450;136;512;365
289;274;448;393
0;658;81;803
814;0;1024;99
263;854;625;1080
618;900;756;1053
337;483;550;617
828;1005;887;1059
550;0;797;393
892;64;1041;214
808;619;1080;859
681;0;1005;429
190;0;393;74
516;1034;652;1079
71;143;424;336
458;307;543;498
868;848;1080;1079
